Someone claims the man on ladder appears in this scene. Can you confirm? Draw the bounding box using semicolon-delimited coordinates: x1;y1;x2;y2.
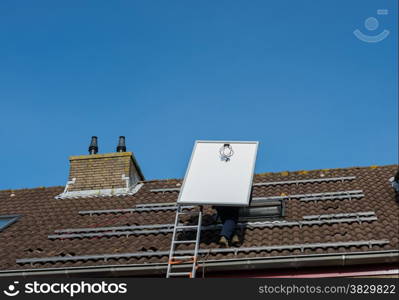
166;204;242;278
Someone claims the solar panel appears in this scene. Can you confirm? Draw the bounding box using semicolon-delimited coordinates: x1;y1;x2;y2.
177;141;258;206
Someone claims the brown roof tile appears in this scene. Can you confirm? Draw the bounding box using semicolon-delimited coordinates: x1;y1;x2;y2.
0;164;398;274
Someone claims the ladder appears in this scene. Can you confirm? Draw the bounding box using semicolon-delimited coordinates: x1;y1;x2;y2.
166;205;203;278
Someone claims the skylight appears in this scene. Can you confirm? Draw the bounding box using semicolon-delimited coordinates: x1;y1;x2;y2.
0;215;20;232
238;199;284;221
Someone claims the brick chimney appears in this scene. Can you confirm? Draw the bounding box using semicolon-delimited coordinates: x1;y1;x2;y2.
56;137;144;199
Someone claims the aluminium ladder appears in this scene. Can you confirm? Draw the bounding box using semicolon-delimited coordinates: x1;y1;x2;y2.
166;205;203;278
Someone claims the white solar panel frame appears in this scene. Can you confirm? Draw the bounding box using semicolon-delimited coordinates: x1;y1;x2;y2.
177;140;258;206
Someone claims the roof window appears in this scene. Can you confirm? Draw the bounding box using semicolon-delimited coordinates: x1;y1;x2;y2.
0;215;20;232
239;199;284;221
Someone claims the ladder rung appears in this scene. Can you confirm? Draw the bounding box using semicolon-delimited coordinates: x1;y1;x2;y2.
175;225;198;229
173;240;197;244
168;272;192;277
166;208;202;278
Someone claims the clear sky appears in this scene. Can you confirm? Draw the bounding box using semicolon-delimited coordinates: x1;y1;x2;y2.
0;0;397;190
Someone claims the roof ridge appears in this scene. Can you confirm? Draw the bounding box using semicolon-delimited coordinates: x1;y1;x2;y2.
1;164;397;192
0;185;65;193
256;163;398;177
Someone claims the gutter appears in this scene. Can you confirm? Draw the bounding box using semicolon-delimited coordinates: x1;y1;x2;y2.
0;250;398;278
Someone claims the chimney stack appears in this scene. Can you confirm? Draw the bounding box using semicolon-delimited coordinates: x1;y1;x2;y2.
116;136;127;152
56;136;145;199
88;136;98;154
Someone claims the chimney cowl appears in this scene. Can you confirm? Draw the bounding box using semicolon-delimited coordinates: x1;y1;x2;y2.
116;136;127;152
88;136;98;154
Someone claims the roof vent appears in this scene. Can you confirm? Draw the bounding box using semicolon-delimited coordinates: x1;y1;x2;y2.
88;136;98;155
116;136;127;152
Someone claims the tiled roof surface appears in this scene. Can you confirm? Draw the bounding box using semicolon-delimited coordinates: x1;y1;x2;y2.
0;164;398;273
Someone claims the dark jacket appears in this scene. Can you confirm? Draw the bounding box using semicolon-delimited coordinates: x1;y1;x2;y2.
214;206;239;223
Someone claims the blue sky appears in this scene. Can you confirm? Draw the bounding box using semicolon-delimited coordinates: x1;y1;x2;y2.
0;0;397;189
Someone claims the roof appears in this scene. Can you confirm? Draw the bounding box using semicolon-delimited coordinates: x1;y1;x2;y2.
0;164;398;276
